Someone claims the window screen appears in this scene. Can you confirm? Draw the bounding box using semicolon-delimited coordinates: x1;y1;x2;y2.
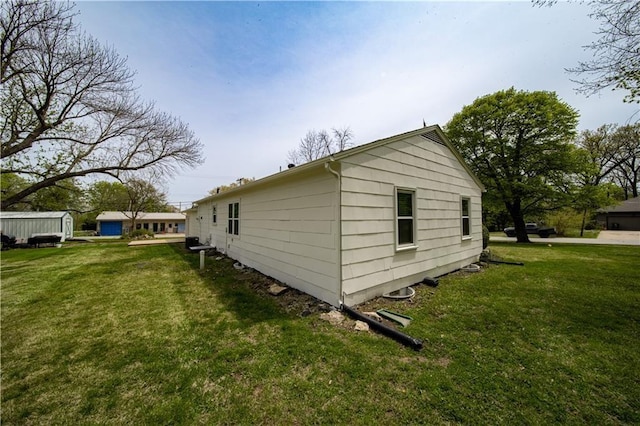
461;198;470;237
397;190;415;246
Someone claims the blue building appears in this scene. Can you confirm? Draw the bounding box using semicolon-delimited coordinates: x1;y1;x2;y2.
96;211;186;236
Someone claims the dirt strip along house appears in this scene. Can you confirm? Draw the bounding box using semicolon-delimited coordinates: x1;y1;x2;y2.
186;125;485;306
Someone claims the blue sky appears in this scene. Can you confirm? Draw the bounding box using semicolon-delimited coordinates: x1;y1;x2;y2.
75;1;639;206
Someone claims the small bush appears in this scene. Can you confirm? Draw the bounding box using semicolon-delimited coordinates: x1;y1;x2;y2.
546;209;582;237
482;224;490;249
130;229;155;239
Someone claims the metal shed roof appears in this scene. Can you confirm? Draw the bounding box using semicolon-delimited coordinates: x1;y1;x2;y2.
96;211;186;221
0;211;70;219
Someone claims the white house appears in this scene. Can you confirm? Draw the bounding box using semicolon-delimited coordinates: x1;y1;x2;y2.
96;211;186;236
0;211;74;242
186;126;484;306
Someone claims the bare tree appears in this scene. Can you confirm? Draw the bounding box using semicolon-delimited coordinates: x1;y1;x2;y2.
1;0;75;83
611;124;640;198
536;0;640;103
288;130;325;164
575;122;640;199
122;176;169;233
575;124;625;185
0;0;204;210
287;127;353;165
332;126;354;151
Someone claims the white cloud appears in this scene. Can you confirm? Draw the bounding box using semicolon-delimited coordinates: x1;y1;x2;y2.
75;1;639;205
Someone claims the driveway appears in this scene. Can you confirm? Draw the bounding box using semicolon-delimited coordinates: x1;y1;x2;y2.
491;231;640;246
597;230;640;243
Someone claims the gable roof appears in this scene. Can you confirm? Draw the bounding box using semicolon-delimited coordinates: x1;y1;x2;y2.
0;211;70;219
194;125;484;204
96;211;186;221
599;196;640;213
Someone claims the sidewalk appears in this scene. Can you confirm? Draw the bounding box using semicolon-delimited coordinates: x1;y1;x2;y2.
128;237;185;247
491;231;640;246
128;233;186;247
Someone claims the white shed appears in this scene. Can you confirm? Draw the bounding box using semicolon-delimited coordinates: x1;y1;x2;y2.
186;125;485;306
0;211;74;242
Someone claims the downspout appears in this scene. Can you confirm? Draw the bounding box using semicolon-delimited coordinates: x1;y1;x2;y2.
324;159;343;307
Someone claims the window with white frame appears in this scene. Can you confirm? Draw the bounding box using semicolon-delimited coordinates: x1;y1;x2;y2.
228;202;239;235
396;188;416;249
461;197;471;238
212;205;217;224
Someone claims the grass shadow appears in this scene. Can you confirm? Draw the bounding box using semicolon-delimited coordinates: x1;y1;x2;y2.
167;244;290;326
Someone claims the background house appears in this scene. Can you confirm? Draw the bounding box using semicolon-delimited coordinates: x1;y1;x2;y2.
183;206;200;239
596;196;640;231
0;211;74;242
186;125;484;306
96;211;186;236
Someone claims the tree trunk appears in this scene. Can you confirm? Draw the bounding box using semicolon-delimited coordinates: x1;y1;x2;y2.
580;208;587;237
506;200;530;243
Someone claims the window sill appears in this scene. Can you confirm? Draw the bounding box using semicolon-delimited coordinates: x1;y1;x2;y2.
396;244;418;253
461;236;472;241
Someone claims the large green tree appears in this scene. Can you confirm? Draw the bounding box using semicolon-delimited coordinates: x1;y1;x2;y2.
1;0;203;210
0;173;29;210
86;181;130;213
0;172;82;211
30;179;83;212
446;88;580;242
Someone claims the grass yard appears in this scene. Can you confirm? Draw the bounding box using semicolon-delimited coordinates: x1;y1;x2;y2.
489;229;601;239
1;242;639;424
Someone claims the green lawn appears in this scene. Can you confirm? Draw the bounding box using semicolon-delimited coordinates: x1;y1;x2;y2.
490;229;601;239
1;242;639;424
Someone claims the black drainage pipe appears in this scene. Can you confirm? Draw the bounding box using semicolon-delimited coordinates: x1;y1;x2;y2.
487;259;524;266
342;305;423;351
422;277;439;287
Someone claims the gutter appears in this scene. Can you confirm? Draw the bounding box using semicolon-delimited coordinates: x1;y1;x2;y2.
192;126;464;205
324;159;343;306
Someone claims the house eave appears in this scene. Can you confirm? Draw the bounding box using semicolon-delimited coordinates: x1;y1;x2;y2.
193;125;485;204
194;160;328;204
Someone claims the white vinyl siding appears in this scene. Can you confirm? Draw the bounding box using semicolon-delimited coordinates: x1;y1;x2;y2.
194;168;340;305
185;210;199;237
341;134;483;305
185;127;482;307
